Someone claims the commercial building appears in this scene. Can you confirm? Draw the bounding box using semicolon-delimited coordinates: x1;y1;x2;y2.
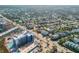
71;38;79;44
4;31;34;53
0;18;7;33
64;41;79;52
41;30;49;36
51;31;70;41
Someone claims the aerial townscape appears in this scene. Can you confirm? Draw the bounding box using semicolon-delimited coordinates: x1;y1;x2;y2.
1;5;79;53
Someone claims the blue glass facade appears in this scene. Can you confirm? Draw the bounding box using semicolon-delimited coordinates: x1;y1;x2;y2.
6;32;34;52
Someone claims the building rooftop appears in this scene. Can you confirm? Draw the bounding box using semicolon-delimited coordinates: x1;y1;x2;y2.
0;18;7;25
